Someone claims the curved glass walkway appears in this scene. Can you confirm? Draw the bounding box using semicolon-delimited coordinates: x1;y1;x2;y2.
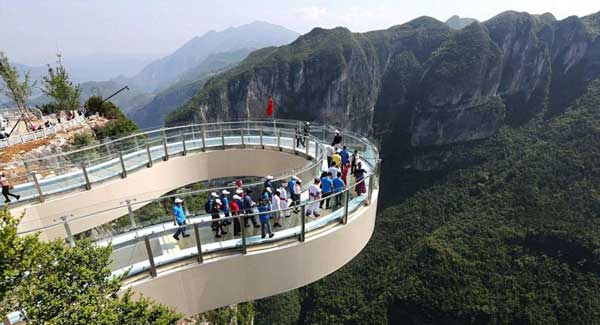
6;120;380;321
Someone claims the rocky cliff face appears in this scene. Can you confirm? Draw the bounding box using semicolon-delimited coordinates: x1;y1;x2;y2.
167;11;600;169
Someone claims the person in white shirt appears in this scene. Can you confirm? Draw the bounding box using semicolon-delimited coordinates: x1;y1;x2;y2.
278;183;291;218
328;162;341;180
292;178;302;213
271;189;282;227
307;178;322;217
325;145;334;167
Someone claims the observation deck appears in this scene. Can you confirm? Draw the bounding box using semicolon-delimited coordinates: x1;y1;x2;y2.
6;120;380;319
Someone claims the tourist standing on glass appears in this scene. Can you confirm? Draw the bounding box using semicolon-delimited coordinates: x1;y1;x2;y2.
279;182;291;219
307;178;322;218
242;189;260;228
258;199;275;239
331;130;343;147
231;194;243;236
354;161;368;195
333;172;345;208
320;172;334;209
351;150;360;174
212;198;227;238
271;189;282;228
172;198;189;241
1;173;20;203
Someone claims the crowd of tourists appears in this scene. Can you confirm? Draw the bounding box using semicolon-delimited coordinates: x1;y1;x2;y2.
171;128;369;241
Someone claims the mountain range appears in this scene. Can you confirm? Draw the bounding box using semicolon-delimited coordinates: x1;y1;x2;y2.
161;10;600;323
120;21;300;93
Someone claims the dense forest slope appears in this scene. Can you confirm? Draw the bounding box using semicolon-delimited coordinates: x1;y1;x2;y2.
255;75;600;325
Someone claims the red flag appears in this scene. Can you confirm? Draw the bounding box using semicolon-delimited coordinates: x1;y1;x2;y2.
266;96;274;117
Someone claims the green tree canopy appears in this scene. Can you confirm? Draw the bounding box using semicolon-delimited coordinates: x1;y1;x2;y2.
40;54;82;113
0;52;35;126
0;208;181;324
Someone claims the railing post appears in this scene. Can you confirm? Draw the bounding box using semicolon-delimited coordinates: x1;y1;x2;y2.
201;129;206;151
240;128;245;147
144;236;157;277
292;131;297;154
24;160;32;182
126;199;137;228
277;130;281;151
162;137;169;161
31;172;44;203
300;204;306;242
368;175;374;205
259;128;264;148
220;126;225;148
145;143;153;167
194;223;203;263
119;151;127;178
181;132;187;156
81;163;91;190
240;215;247;254
305;137;310;157
343;191;350;224
60;216;75;247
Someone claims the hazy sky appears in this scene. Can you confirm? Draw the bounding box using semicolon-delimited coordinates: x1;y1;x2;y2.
1;0;597;65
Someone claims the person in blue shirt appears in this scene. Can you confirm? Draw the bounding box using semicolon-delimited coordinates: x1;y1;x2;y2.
172;198;190;241
332;171;346;208
340;146;350;167
264;175;274;194
242;189;260;228
258;200;275;239
221;189;231;225
319;172;334;209
287;176;298;211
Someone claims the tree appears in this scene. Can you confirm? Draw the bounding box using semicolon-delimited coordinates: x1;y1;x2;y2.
40;54;82;113
0;208;181;324
84;96;123;119
0;52;35;129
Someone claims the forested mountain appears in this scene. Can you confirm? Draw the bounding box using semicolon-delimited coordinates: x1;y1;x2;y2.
122;21;300;92
167;10;600;323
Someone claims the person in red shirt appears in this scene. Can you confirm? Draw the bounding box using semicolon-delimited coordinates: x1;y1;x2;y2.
341;162;350;186
231;194;242;236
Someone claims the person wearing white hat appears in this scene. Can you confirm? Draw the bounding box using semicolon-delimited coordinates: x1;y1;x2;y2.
231;194;243;236
242;188;260;228
293;179;302;213
264;175;274;194
279;183;291;219
307;178;322;217
211;198;227;238
271;189;282;228
220;189;232;225
332;129;343;147
172;198;189;240
303;121;311;139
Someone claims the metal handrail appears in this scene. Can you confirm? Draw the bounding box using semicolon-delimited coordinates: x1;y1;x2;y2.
15;128;327;234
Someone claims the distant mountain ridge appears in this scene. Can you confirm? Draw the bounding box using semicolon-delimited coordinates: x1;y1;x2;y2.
128;48;254;128
122;21;300;92
445;15;478;29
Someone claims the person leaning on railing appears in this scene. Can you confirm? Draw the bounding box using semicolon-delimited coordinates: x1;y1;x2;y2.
1;172;20;203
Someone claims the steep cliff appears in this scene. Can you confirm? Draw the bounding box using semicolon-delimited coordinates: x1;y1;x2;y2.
167;11;600;169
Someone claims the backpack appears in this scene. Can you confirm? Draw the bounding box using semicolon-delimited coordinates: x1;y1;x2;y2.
204;200;212;213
